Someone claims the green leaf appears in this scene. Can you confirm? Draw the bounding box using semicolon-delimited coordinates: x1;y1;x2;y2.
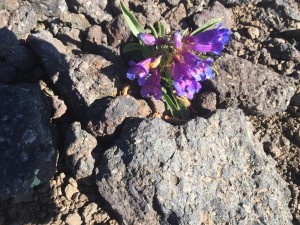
161;77;174;86
120;2;145;37
123;43;152;58
162;88;179;117
191;18;222;36
149;24;158;38
172;95;190;120
182;28;189;36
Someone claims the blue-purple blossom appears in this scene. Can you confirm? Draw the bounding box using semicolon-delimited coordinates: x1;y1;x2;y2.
126;23;230;100
184;23;230;54
138;33;166;45
140;69;163;99
127;56;162;85
172;31;182;49
172;57;201;99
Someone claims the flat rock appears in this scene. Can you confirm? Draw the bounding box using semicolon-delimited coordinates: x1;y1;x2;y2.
64;122;97;180
212;54;295;116
96;108;292;225
193;1;233;29
87;95;151;138
0;83;58;200
0;27;36;71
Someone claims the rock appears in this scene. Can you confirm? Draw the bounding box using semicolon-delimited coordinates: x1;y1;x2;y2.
29;0;68;17
193;1;233;29
291;93;300;107
219;0;262;6
247;26;260;39
65;183;78;200
0;0;19;12
96;108;292;224
148;97;166;116
82;203;98;224
142;2;161;25
8;5;37;38
164;3;187;30
56;27;82;50
64;122;97;180
0;27;36;71
87;95;151;138
0;64;16;83
29;32;120;118
262;0;300;22
166;0;180;6
192;91;217;115
67;0;112;24
270;41;300;62
106;15;131;47
84;25;106;53
27;30;67;77
65;212;82;225
0;83;58;200
0;10;10;28
60;12;91;30
212;54;295;116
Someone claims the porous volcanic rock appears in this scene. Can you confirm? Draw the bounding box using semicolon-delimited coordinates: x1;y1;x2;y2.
67;0;112;24
87;95;151;138
0;83;58;200
28;31;121;118
96;108;292;225
213;54;295;116
193;1;233;29
64;122;98;180
0;27;36;71
29;0;68;17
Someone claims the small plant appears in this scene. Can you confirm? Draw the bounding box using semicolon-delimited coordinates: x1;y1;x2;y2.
120;2;230;119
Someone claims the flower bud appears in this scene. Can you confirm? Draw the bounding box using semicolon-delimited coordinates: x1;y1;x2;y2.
172;31;182;49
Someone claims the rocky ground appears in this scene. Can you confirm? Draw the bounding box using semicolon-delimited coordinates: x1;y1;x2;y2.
0;0;299;224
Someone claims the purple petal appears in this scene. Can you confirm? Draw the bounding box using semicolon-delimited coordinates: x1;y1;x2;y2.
138;33;166;45
127;65;148;80
140;69;162;99
172;31;182;49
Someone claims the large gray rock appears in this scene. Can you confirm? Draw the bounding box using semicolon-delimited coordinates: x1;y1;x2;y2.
0;83;58;200
212;54;295;116
64;122;97;180
0;27;36;71
28;31;121;119
96;108;292;225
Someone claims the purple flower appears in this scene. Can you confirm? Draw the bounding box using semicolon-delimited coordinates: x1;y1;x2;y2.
182;51;214;81
140;69;163;99
127;56;162;85
172;31;182;49
184;23;230;54
172;58;201;99
138;33;166;45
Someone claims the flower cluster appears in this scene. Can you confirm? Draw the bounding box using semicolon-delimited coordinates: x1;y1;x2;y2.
126;23;230;100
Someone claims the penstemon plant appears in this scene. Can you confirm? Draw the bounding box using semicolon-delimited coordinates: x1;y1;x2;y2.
120;2;230;119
